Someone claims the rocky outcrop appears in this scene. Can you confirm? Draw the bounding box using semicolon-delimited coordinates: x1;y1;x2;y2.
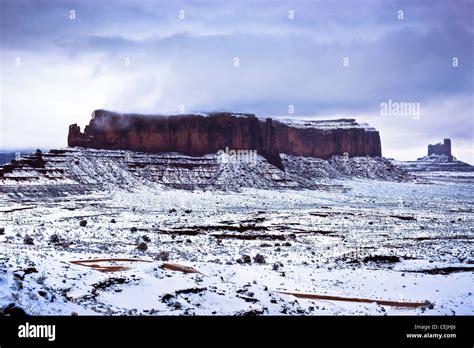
428;139;452;158
269;119;381;159
0;150;45;177
394;156;473;172
69;110;283;168
68;110;382;168
394;139;473;172
0;148;412;199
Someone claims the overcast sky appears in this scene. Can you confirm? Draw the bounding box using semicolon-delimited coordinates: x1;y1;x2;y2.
1;0;473;162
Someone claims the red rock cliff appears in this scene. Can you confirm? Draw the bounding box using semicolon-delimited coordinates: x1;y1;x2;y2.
68;110;382;168
68;110;282;168
268;119;382;159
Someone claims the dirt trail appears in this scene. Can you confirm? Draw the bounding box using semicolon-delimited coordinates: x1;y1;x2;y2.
70;258;152;272
275;291;432;308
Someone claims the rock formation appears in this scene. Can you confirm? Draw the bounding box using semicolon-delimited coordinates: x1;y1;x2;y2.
69;110;283;168
68;110;382;168
428;139;452;158
0;149;44;177
269;119;382;159
394;138;473;172
0;148;412;197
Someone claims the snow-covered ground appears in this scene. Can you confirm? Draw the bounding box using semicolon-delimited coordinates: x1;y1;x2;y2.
0;150;472;316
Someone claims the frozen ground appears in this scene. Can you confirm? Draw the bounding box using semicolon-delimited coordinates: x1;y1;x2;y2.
0;152;473;316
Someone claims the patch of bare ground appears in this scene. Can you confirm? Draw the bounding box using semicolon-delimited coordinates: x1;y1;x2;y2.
275;291;433;308
161;262;202;274
70;258;152;272
403;267;474;275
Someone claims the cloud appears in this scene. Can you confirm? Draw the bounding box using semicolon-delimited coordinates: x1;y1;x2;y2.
355;94;474;163
0;0;472;163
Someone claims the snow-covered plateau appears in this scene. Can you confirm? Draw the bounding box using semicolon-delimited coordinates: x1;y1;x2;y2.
0;148;472;315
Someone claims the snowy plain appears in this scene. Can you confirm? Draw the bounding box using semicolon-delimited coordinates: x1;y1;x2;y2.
0;149;472;316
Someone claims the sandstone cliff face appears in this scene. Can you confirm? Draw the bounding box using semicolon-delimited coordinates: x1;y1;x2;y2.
68;110;382;168
270;120;382;159
69;110;282;168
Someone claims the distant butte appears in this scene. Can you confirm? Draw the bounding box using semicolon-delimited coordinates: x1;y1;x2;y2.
394;138;473;172
428;139;452;159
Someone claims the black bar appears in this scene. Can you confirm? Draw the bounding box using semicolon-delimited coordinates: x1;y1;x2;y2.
0;315;472;346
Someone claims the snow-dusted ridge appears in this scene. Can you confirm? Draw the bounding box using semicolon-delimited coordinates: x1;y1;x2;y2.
266;117;378;131
0;148;413;198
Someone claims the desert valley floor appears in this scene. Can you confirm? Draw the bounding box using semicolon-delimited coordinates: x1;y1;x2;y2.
0;152;473;316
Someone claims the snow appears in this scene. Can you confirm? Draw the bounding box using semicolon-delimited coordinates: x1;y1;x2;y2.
0;149;413;197
269;117;378;131
1;153;473;315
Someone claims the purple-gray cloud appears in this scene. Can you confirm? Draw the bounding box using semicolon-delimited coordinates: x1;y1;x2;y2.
0;0;473;162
